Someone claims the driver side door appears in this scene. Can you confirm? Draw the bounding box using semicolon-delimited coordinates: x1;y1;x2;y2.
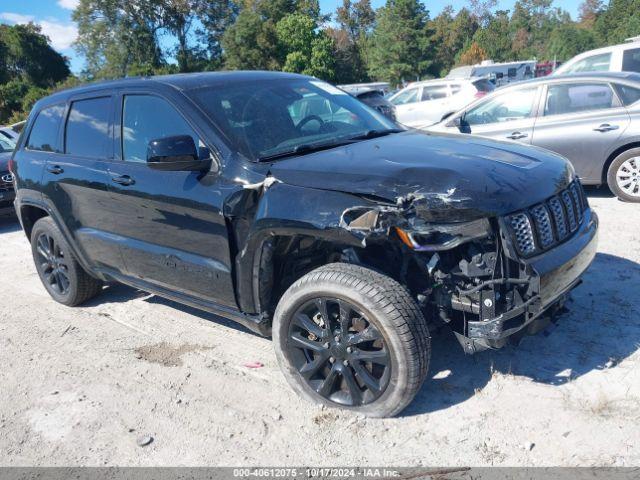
457;86;541;144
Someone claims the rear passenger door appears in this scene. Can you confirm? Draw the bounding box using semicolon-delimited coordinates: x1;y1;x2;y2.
104;91;237;307
39;94;127;274
531;82;630;183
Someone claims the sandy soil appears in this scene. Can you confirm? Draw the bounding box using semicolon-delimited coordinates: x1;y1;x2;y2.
1;188;639;467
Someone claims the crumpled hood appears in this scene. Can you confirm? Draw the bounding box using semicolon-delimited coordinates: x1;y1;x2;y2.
269;130;575;221
0;152;11;173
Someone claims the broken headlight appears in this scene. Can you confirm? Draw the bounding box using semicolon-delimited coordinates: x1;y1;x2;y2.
395;218;492;251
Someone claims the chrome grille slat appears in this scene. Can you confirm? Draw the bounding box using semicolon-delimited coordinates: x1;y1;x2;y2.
505;180;588;258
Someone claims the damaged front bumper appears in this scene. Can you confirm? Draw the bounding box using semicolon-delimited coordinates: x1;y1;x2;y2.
461;209;598;352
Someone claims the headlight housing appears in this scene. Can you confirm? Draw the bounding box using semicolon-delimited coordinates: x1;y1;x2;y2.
395;218;492;251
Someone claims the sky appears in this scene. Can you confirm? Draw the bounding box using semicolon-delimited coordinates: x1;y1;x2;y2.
0;0;584;75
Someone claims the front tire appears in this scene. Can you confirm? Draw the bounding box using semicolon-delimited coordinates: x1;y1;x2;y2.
273;263;430;418
31;216;103;306
607;148;640;202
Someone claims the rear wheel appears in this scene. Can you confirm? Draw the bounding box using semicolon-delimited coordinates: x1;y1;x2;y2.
273;263;430;417
31;217;103;306
607;149;640;202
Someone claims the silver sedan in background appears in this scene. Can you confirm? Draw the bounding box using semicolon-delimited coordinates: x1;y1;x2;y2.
424;72;640;202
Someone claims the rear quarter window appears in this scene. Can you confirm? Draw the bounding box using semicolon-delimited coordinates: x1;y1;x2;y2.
613;83;640;106
622;48;640;73
27;104;65;152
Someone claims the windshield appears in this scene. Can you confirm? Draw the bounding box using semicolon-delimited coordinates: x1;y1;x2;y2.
0;138;15;153
188;78;398;161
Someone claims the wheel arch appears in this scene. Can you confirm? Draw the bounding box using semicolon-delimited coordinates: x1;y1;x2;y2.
602;141;640;184
19;203;49;240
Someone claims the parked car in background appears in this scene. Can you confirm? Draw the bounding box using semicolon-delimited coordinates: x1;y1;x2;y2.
388;78;495;127
554;37;640;75
0;138;16;215
341;85;396;121
425;72;640;202
12;71;597;417
447;60;537;86
0;125;20;142
339;82;391;95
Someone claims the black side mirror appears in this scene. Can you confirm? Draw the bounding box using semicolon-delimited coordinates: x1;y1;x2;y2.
147;135;211;172
447;115;462;128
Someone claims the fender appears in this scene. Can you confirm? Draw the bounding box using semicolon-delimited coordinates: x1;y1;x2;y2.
230;181;382;314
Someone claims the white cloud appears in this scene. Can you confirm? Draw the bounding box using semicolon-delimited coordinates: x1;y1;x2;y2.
39;20;78;50
57;0;80;10
0;12;35;23
0;12;77;51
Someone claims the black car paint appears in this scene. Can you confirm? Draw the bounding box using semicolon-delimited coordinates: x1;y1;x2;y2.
12;71;597;348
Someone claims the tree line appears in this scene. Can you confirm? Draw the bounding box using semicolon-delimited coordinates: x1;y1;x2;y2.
2;0;640;124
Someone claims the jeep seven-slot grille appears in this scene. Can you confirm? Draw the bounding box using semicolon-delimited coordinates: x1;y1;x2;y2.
506;180;588;258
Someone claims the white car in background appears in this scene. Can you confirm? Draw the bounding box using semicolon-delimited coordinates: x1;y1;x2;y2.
554;37;640;75
388;78;495;127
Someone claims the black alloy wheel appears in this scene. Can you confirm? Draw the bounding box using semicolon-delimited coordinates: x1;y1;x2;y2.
35;232;71;296
287;297;391;406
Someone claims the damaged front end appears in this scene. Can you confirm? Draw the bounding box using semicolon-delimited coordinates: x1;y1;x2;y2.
340;182;598;354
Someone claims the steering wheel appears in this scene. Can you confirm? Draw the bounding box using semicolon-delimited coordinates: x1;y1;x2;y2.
296;115;325;132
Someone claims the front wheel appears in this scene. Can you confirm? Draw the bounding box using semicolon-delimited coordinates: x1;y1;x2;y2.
273;263;430;418
607;149;640;202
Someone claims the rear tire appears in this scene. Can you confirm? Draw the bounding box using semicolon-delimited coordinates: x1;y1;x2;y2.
607;148;640;202
31;216;103;306
273;263;430;418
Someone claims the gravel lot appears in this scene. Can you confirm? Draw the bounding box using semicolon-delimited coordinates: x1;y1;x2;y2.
1;188;639;467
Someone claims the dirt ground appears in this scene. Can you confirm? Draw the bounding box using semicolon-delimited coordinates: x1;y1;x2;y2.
1;188;639;467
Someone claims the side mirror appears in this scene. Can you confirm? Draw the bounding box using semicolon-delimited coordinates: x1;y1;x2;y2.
147;135;211;172
447;115;463;128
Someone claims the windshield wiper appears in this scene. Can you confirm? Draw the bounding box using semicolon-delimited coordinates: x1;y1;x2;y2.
347;128;404;141
258;139;355;162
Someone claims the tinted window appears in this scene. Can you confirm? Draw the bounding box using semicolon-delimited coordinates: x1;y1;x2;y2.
27;104;65;152
614;83;640;106
65;97;111;157
122;95;200;163
545;83;615;116
390;87;420;105
465;88;537;125
563;53;611;73
450;84;462;95
421;85;448;101
622;48;640;72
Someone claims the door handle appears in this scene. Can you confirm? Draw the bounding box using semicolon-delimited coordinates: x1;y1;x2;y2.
111;174;135;186
593;123;619;132
46;165;64;175
506;132;528;140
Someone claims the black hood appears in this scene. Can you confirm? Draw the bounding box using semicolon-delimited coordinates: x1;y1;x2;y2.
0;152;11;173
269;130;575;221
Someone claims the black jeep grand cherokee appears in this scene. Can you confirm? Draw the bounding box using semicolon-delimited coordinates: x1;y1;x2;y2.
12;71;598;417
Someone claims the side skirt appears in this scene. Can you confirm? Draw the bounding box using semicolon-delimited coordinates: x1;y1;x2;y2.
98;268;272;337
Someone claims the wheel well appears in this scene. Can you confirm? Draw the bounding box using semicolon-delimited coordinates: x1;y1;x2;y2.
20;205;48;240
257;234;406;314
602;142;640;184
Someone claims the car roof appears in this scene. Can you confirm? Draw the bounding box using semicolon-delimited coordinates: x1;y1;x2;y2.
35;71;312;107
498;71;640;89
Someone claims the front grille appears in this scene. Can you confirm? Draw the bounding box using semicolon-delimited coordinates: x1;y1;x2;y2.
505;180;588;258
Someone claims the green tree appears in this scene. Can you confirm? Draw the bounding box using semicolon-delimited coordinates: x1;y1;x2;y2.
472;10;513;62
578;0;604;28
0;23;70;87
368;0;432;85
276;13;336;80
594;0;640;45
545;22;597;61
429;6;479;76
196;0;239;69
73;0;165;78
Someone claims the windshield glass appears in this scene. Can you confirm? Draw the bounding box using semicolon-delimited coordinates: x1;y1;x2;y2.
188;78;398;161
0;138;15;152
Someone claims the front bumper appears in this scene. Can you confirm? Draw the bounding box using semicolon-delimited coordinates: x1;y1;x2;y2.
466;209;598;344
